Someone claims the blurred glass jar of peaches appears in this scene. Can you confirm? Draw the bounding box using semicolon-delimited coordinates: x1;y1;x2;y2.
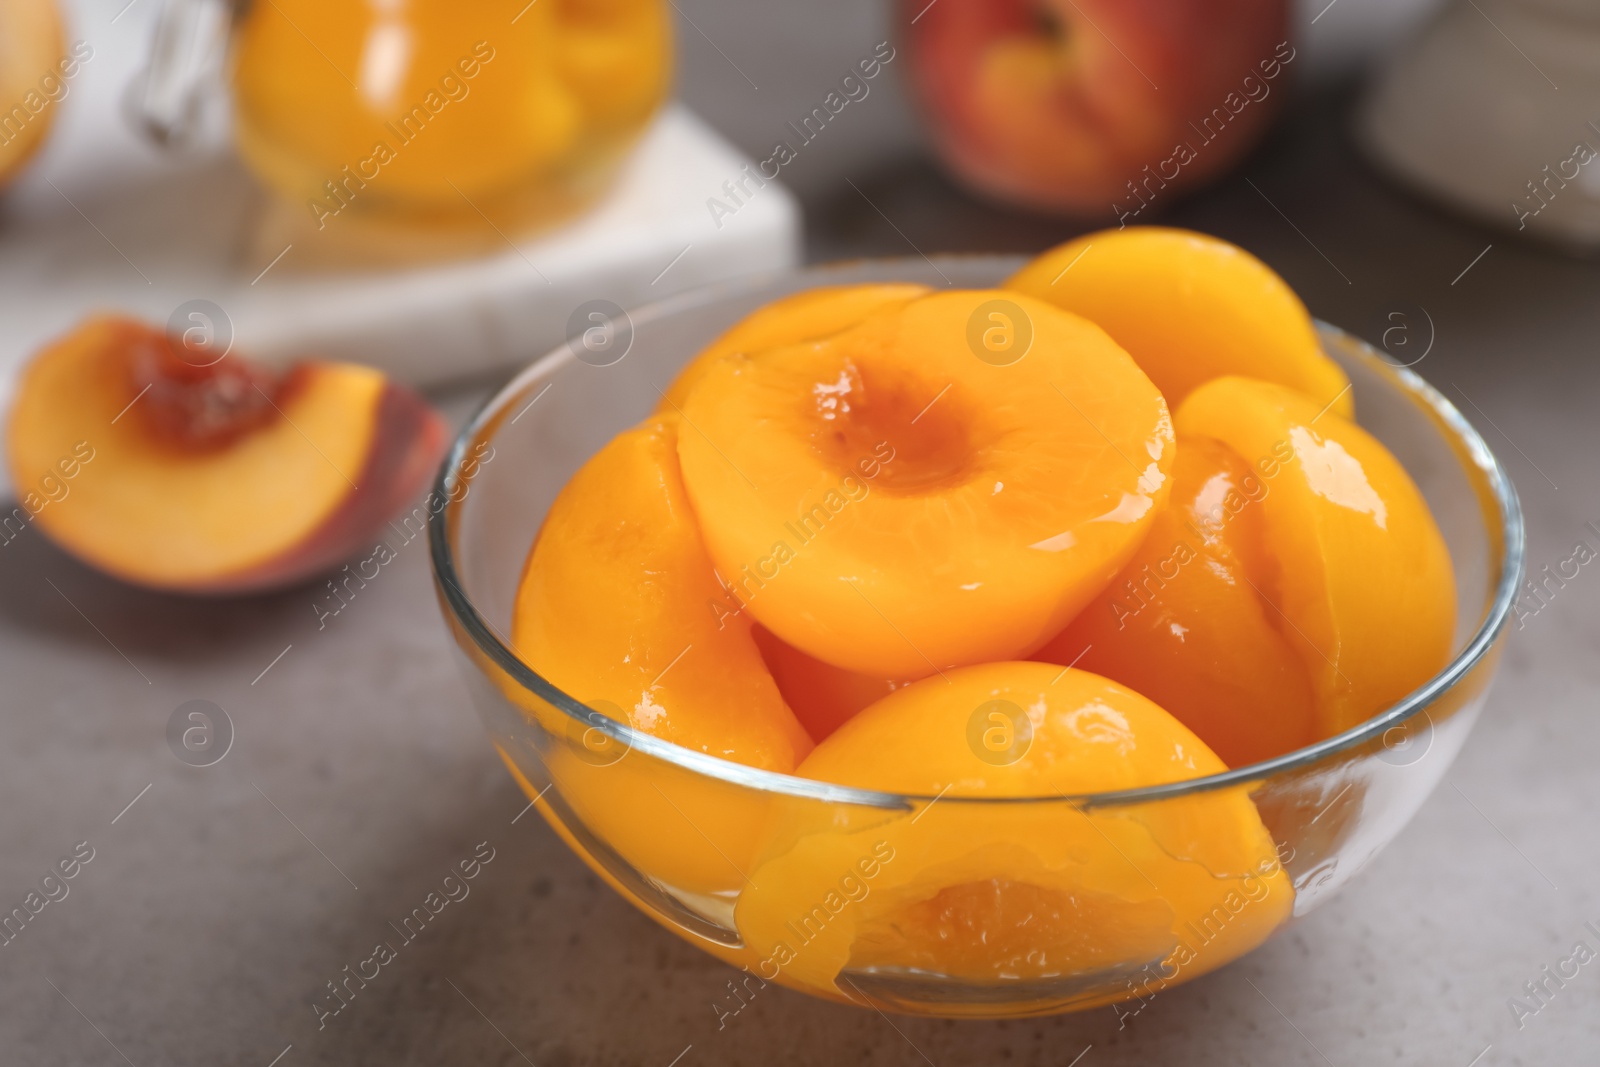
231;0;671;233
0;0;67;187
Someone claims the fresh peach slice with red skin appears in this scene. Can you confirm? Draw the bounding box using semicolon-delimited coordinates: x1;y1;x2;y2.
4;316;447;593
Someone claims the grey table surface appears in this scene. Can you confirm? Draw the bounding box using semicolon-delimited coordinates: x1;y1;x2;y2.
4;81;1598;1066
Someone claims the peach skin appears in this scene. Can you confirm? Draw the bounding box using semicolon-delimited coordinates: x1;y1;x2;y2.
658;283;931;412
734;662;1292;1010
4;317;446;593
1036;435;1317;767
1007;227;1352;415
676;289;1174;678
902;0;1290;215
1175;376;1456;736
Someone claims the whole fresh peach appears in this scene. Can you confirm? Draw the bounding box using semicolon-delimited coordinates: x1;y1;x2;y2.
901;0;1292;216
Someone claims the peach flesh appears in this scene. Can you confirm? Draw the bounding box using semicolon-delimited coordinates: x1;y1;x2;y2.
4;317;448;593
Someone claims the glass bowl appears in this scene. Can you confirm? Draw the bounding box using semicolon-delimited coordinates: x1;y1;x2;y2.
428;257;1523;1018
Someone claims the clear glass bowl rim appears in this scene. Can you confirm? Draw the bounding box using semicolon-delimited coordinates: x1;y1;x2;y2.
428;254;1526;811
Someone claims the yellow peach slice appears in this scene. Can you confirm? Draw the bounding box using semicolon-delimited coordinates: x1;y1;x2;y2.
556;0;672;130
512;413;813;770
1007;227;1352;415
676;289;1174;677
750;623;909;743
5;317;446;592
511;414;814;897
657;283;931;412
1036;435;1318;767
734;662;1291;1009
232;0;604;213
1174;376;1456;735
